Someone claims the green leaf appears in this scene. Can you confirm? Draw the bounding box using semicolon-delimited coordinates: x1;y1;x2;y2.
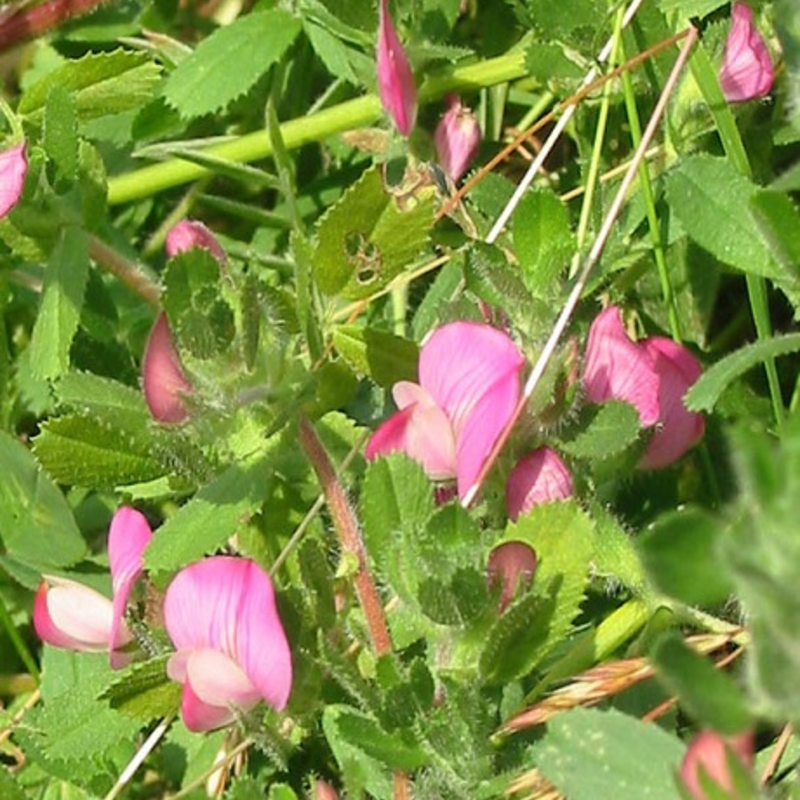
43;85;79;184
33;414;166;489
664;155;788;282
268;785;299;800
560;401;642;460
685;334;800;412
19;49;161;120
0;765;27;800
775;0;800;134
333;325;419;387
145;455;271;583
101;656;181;722
0;431;85;576
161;9;301;120
29;227;90;381
650;632;752;734
55;372;151;428
657;0;727;17
638;506;733;606
512;187;574;297
532;707;685;800
313;164;435;299
480;502;593;683
749;190;800;280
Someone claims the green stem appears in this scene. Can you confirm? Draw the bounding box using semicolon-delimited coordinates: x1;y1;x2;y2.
689;41;784;432
107;51;529;205
0;595;40;682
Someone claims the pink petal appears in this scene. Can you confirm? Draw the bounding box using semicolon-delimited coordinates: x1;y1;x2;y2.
582;306;661;427
165;219;226;262
638;337;705;470
179;676;238;733
680;730;753;800
34;577;129;652
434;95;482;182
108;507;153;668
719;3;773;103
377;0;417;135
366;393;457;480
186;647;260;709
164;557;292;714
142;312;192;424
0;143;27;219
505;447;574;521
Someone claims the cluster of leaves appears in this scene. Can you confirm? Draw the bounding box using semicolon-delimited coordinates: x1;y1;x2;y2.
0;0;799;798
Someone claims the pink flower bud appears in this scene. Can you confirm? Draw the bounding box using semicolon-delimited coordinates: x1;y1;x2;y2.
0;142;27;218
505;447;574;522
434;95;482;182
582;306;704;470
679;730;754;800
165;219;226;262
719;2;774;103
487;541;537;612
377;0;417;136
314;780;340;800
142;312;192;424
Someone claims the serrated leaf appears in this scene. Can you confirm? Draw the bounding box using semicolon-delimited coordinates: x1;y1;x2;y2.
33;414;165;489
639;506;733;606
651;632;752;734
145;455;271;583
657;0;727;16
161;9;301;119
0;430;86;575
664;155;788;282
0;767;26;800
29;226;90;381
43;85;79;184
512;187;574;297
481;502;594;682
313;165;434;299
20;49;161;120
332;325;419;387
685;334;800;412
55;372;151;428
749;190;800;279
101;656;181;722
533;707;685;800
560;401;641;460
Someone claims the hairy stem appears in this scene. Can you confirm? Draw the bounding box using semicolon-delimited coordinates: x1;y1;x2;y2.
87;235;161;307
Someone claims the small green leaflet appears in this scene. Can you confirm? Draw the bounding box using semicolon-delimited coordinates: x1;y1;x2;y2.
657;0;727;17
313;164;435;299
161;9;302;120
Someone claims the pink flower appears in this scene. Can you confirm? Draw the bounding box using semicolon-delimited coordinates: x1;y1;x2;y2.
719;2;774;103
486;541;537;612
142;312;192;424
164;556;292;732
33;507;153;668
505;447;574;521
434;95;482;182
165;219;226;262
582;306;704;470
0;142;27;218
680;730;753;800
377;0;417;136
366;322;525;500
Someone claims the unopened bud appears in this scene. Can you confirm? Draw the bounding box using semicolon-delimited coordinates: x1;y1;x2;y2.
434;95;482;182
487;541;537;612
679;730;754;800
142;312;192;424
165;219;226;262
377;0;417;135
0;142;27;218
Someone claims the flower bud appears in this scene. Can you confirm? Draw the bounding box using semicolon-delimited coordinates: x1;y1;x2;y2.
142;312;192;424
505;447;574;522
377;0;417;136
719;2;774;103
487;541;537;612
435;95;482;182
165;219;226;262
679;730;754;800
0;142;27;218
313;780;340;800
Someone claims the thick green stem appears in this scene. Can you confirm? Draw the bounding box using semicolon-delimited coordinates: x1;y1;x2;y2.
107;51;529;205
0;595;39;682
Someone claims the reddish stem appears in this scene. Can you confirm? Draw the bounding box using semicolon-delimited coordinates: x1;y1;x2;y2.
0;0;113;51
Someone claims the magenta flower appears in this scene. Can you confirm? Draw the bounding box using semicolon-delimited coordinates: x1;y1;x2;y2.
166;219;226;262
680;730;753;800
583;306;704;470
34;507;153;668
377;0;417;136
719;2;774;103
142;312;193;424
434;95;482;182
164;556;292;732
505;447;574;522
365;322;525;500
0;142;27;218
